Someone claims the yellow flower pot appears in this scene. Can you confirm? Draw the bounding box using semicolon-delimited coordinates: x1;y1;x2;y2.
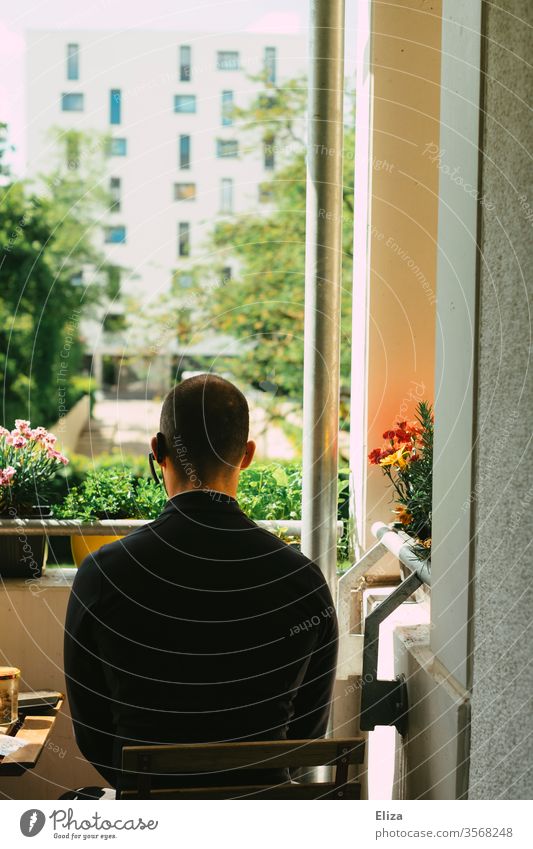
71;534;124;567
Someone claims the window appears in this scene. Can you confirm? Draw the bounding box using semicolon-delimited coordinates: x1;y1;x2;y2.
217;51;239;70
107;137;127;156
61;93;84;111
174;95;196;113
66;43;79;81
264;134;275;170
107;266;121;299
179;45;191;81
176;273;193;289
179;134;191;169
178;222;190;256
110;89;121;124
105;226;126;244
174;183;196;201
259;182;274;203
66;134;80;169
110;177;121;212
221;90;234;126
216;139;239;158
220;178;234;213
264;47;276;84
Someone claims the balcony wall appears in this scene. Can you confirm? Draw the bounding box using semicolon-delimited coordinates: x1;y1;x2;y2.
0;571;102;800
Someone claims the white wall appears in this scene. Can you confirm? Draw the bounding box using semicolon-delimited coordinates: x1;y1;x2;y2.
429;0;483;692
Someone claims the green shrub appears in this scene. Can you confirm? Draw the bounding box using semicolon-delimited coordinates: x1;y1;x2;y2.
55;468;166;520
52;456;352;562
237;463;302;520
46;452;148;504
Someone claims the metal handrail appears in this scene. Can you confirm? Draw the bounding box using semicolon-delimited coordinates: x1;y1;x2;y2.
371;522;431;586
350;524;432;735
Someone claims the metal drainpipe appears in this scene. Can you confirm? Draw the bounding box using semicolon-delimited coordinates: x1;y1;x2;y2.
302;0;346;596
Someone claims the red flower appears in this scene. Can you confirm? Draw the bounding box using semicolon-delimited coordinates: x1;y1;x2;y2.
368;448;382;465
382;429;396;440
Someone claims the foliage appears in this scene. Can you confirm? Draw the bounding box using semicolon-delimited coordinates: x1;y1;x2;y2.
0;127;107;427
51;455;351;561
0;122;14;178
55;468;167;521
369;401;434;556
174;76;355;406
237;462;303;520
46;450;150;505
238;462;351;561
0;420;68;514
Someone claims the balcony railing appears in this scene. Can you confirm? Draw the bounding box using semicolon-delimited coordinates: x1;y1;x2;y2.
337;522;431;734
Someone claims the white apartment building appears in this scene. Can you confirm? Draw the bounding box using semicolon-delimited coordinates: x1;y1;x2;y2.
26;30;306;390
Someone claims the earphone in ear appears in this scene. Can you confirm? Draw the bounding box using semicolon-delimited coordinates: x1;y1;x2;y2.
155;432;166;464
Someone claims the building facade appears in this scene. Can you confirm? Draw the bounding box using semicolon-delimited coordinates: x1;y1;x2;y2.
26;30;305;390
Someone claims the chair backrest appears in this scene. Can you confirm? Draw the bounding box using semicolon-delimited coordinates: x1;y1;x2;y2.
120;737;365;799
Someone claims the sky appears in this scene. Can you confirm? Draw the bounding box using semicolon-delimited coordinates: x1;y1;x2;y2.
0;0;358;176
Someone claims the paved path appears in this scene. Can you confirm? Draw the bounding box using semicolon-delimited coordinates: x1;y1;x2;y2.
76;396;298;461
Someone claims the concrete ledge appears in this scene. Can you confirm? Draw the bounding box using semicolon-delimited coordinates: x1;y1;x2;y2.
52;394;91;454
393;624;470;800
0;567;76;589
0;518;344;537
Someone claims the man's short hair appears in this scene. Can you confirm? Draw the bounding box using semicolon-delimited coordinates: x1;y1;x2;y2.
160;373;249;484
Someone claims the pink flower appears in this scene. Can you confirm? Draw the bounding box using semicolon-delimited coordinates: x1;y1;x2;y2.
11;434;28;449
44;433;57;447
0;466;16;486
47;448;68;465
31;426;48;442
15;419;31;434
0;426;10;438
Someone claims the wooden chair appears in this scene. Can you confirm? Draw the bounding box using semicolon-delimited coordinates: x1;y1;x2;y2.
119;737;365;799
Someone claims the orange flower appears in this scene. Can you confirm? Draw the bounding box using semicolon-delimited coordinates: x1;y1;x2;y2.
393;506;413;526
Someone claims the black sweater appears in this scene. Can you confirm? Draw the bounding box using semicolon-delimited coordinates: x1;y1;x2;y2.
64;489;338;788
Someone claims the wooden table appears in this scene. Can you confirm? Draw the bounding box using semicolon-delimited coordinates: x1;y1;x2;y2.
0;701;63;776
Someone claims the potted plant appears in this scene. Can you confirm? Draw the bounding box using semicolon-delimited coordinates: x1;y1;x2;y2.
0;420;69;577
237;462;351;562
368;401;434;562
56;469;166;566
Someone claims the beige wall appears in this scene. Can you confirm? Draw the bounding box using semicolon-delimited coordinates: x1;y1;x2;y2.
363;0;441;547
0;572;102;800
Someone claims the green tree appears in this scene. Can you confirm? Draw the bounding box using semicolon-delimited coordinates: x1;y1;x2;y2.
184;75;355;408
0;128;108;427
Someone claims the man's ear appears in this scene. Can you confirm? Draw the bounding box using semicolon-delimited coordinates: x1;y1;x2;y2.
240;439;256;470
151;432;166;464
